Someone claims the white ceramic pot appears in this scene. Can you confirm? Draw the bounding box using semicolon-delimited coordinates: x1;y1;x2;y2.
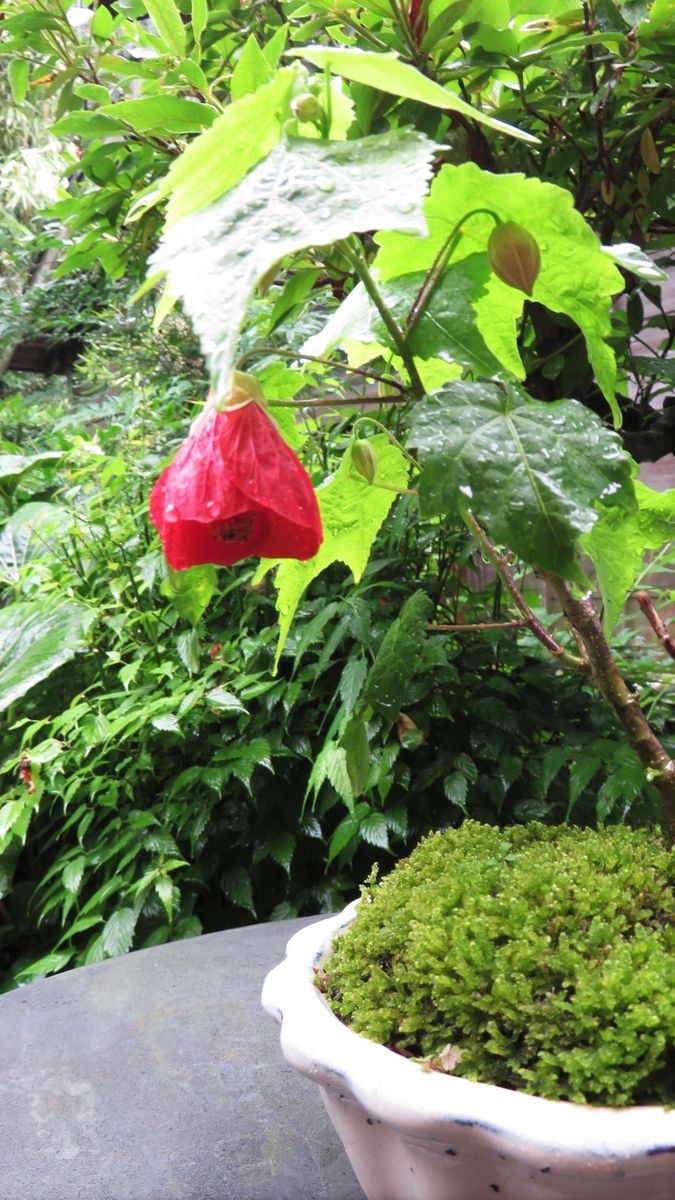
262;902;675;1200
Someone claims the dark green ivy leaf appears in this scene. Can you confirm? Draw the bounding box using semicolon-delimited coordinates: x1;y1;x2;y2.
361;591;433;724
409;381;635;579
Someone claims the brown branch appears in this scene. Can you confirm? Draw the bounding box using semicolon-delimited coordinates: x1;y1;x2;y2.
636;591;675;661
463;513;586;671
428;620;528;633
542;572;675;844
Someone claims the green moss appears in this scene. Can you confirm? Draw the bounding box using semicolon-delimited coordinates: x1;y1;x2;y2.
321;823;675;1106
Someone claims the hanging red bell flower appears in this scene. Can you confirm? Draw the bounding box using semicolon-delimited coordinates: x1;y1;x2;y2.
149;373;323;570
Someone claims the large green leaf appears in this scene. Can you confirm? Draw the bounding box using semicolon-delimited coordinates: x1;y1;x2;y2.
0;600;94;713
408;381;635;577
140;0;185;57
305;257;505;377
150;129;436;392
160;563;217;625
99;97;215;135
0;503;73;584
0;451;62;484
375;163;624;425
584;482;675;633
147;69;296;226
288;46;537;143
253;434;409;669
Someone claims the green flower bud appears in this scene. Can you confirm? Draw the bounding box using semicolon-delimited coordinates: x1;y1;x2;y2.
351;439;378;485
487;220;541;297
292;93;324;124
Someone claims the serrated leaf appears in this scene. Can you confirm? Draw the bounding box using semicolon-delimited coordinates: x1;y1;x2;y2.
256;435;408;669
222;865;256;914
63;856;86;896
268;832;295;873
541;746;572;794
150;129;435;391
324;745;354;806
176;629;201;675
327;812;361;865
149;70;295;226
375;163;623;425
568;756;602;814
359;811;389;848
151;713;182;734
13;951;73;982
0;600;93;713
102;908;137;957
339;656;368;716
584;482;675;632
205;688;248;714
100;97;214;135
288;46;535;142
444;772;469;812
160;563;217;625
155;876;176;922
140;0;185;56
340;714;370;797
409;381;635;578
362;592;433;723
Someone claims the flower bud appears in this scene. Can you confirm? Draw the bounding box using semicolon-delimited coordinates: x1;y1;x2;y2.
487;220;541;297
218;370;265;409
292;93;324;124
351;439;378;485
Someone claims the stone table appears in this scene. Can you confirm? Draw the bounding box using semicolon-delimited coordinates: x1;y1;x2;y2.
0;918;364;1200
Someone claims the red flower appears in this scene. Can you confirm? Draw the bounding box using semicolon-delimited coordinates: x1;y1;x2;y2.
149;395;322;570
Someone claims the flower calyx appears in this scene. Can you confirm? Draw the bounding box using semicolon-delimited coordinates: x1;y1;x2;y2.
351;438;378;485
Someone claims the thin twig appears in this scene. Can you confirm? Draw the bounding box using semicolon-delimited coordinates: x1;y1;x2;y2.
428;620;528;632
236;346;410;393
463;512;587;670
636;591;675;661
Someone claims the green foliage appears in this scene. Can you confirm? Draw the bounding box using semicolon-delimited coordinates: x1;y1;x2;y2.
409;381;636;578
322;822;675;1106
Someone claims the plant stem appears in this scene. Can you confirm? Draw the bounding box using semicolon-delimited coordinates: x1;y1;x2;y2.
428;620;528;632
636;591;675;661
341;239;426;399
463;512;586;670
236;346;410;392
407;207;501;331
542;572;675;844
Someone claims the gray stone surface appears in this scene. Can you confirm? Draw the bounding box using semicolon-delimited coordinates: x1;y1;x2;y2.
0;918;364;1200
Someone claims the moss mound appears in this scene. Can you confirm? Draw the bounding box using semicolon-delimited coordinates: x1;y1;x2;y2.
321;822;675;1106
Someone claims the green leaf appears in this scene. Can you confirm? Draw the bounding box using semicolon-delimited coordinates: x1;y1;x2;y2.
409;381;635;578
63;856;86;896
205;688;248;714
584;482;675;632
155;876;176;921
99;97;214;135
362;591;433;723
8;59;29;103
140;0;186;57
102;908;137;957
222;865;256;915
444;772;469;813
601;242;669;282
307;258;504;376
150;69;296;226
160;563;216;624
0;451;62;483
255;434;409;669
91;5;114;38
151;713;182;734
150;129;436;391
177;629;200;675
327;811;362;864
0;600;93;713
288;46;536;143
13;951;73;982
268;832;295;873
339;655;368;716
231;33;272;100
191;0;207;50
359;810;389;848
0;503;73;584
375;163;624;425
340;714;370;797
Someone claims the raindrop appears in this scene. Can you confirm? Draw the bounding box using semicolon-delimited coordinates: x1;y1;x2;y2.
316;176;335;193
317;206;331;221
398;201;414;213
